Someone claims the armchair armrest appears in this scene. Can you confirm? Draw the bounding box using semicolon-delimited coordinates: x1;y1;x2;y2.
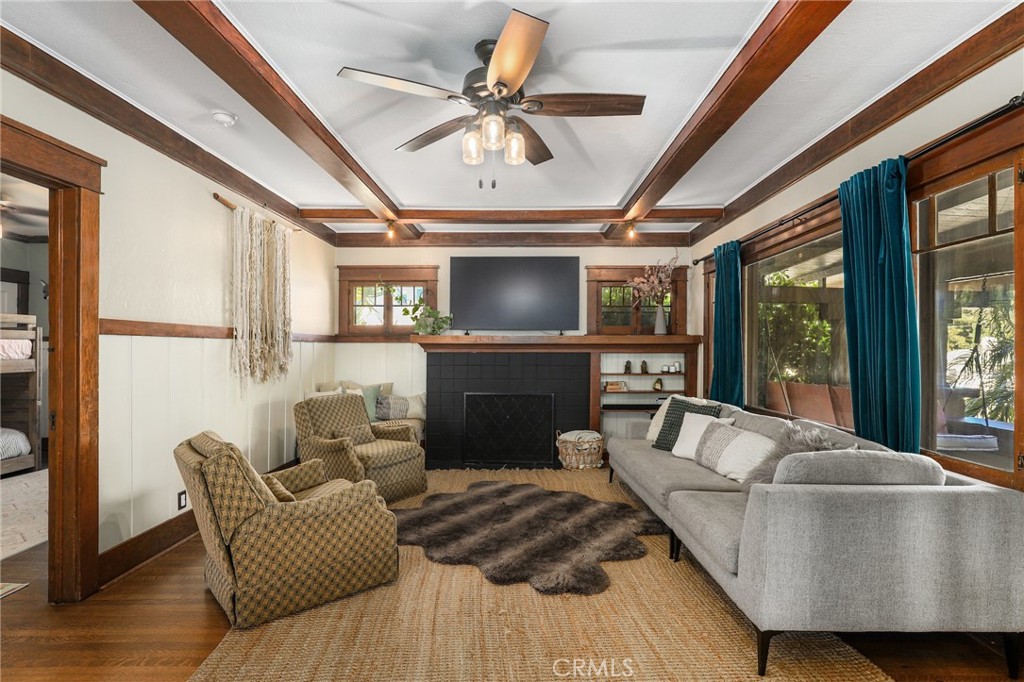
298;435;365;482
738;483;1024;632
230;479;397;591
265;459;327;493
370;422;416;444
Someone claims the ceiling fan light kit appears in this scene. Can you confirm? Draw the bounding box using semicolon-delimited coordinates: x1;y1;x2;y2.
338;8;646;172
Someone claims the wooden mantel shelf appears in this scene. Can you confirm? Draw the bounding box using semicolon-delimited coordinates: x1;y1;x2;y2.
416;334;702;352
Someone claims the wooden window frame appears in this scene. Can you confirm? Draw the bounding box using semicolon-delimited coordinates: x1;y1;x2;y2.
907;109;1023;490
337;265;438;341
585;265;688;336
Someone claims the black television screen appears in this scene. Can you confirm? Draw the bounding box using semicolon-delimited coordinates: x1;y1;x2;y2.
450;257;579;331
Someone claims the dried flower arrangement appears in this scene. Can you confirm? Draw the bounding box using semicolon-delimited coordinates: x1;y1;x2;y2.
626;251;678;305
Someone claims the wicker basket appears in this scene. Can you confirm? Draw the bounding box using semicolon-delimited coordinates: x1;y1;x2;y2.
556;430;605;470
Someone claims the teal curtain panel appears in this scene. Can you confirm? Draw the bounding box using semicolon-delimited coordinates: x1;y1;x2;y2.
710;240;743;406
839;156;921;452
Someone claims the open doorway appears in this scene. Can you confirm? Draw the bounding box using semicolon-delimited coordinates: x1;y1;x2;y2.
1;173;50;561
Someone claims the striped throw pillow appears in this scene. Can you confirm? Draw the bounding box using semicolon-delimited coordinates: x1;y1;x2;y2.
653;398;723;451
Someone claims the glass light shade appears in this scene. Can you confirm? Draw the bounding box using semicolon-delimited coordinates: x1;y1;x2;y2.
481;113;505;151
504;130;525;165
462;129;484;165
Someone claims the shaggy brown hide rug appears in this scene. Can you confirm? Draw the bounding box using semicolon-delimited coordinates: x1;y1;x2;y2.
393;480;666;595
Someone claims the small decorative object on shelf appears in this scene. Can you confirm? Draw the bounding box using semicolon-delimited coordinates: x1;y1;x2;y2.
640;360;649;374
673;361;682;373
653;378;663;391
605;381;628;392
661;365;669;373
626;250;678;336
624;360;632;374
556;430;604;470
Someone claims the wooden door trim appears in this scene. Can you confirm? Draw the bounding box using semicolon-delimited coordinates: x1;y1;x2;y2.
1;116;103;603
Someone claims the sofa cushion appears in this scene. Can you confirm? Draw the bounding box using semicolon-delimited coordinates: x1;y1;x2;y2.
654;399;723;451
774;449;946;486
293;478;353;501
670;414;735;460
608;439;742;507
668;491;747;574
792;418;890;451
645;395;708;441
740;421;859;492
729;410;792;442
695;421;777;483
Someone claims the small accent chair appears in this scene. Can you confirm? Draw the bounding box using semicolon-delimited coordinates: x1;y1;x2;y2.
173;430;398;628
294;393;427;503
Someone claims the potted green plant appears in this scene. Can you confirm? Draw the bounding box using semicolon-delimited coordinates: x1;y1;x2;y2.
401;297;453;335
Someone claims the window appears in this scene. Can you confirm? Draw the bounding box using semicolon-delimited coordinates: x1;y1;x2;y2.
586;265;686;336
338;265;438;338
745;229;850;427
914;156;1018;475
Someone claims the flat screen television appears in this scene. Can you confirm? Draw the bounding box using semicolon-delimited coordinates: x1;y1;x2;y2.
450;256;579;331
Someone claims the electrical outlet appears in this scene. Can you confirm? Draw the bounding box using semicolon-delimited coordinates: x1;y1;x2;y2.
177;490;187;511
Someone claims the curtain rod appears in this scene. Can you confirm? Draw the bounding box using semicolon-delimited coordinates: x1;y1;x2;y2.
213;192;300;232
692;90;1024;266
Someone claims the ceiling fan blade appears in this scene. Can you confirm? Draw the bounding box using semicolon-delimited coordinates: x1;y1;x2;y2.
338;67;470;105
396;115;477;152
486;9;548;97
1;204;47;217
520;93;646;117
508;116;553;165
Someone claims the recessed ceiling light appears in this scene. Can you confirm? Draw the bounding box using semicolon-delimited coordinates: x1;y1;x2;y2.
212;110;238;127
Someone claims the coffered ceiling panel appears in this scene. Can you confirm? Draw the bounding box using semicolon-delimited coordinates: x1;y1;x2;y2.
327;221;698;234
0;0;361;207
219;0;772;209
660;0;1016;207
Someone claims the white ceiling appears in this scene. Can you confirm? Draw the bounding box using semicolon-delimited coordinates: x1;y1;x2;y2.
0;1;1016;231
328;221;700;234
662;0;1016;207
0;174;48;237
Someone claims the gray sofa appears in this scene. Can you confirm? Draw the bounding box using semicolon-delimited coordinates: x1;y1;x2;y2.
607;402;1024;677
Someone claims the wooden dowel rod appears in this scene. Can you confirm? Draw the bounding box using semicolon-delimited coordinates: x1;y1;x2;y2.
213;192;237;211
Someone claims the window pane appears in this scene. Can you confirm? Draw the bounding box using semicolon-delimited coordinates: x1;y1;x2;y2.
746;231;850;427
920;232;1014;471
935;176;989;244
600;287;631;329
353;285;384;326
995;168;1014;232
392;285;421;326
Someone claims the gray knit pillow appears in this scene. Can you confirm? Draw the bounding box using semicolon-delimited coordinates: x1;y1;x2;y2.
740;422;856;492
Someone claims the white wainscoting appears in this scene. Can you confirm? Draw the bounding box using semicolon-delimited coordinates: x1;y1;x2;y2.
97;336;337;553
333;343;427;397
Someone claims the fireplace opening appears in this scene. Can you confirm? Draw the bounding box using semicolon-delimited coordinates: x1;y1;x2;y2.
463;393;555;468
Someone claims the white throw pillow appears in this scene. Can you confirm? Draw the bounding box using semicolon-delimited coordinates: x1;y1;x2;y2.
304;388;342;400
671;414;734;459
645;395;710;441
695;421;783;483
406;393;426;420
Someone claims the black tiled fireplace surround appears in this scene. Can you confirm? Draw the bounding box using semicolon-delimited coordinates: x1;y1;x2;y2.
425;352;591;469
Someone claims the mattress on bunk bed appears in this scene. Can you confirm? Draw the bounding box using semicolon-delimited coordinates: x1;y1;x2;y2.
0;428;31;460
0;339;32;360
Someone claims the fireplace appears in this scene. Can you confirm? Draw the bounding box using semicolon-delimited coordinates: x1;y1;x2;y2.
463;393;555;468
425;352;590;469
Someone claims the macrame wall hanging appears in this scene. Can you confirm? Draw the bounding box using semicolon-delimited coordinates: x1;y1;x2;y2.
230;205;292;386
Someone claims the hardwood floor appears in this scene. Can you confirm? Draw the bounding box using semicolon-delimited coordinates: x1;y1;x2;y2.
1;537;1017;681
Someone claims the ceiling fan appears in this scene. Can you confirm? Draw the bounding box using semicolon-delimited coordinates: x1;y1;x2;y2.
338;9;646;167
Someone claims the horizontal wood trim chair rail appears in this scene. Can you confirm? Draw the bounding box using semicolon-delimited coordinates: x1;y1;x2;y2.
99;319;337;342
0;27;335;244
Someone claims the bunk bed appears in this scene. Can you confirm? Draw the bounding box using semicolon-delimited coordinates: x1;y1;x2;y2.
1;313;42;475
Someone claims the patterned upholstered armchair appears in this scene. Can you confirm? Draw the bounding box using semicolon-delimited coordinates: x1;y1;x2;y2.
173;431;398;628
294;393;427;503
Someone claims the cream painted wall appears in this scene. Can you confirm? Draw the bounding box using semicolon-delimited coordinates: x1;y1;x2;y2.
333;245;693;396
687;49;1024;393
1;72;340;551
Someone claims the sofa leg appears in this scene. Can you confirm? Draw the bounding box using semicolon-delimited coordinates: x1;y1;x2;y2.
755;628;780;676
608;466;614;483
668;531;677;560
1006;632;1022;680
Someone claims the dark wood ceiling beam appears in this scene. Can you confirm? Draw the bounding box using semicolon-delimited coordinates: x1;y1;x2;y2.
0;27;334;243
336;231;692;248
298;207;724;224
602;222;634;240
622;0;850;222
387;220;422;240
689;3;1024;245
136;0;400;221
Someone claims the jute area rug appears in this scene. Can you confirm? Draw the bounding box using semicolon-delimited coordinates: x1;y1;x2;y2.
191;469;892;682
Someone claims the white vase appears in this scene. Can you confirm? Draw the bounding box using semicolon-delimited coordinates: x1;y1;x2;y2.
654;303;668;335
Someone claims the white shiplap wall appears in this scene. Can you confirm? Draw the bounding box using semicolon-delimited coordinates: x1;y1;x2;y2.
98;338;336;552
333;343;427;397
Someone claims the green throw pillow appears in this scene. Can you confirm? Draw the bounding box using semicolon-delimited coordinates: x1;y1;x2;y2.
653;398;723;451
